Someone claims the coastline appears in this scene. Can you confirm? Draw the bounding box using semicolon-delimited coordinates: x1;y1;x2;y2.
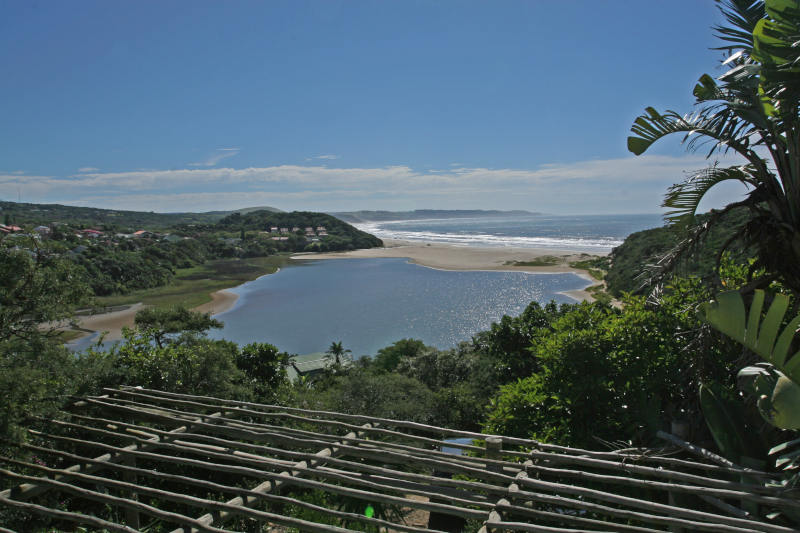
64;288;241;344
292;238;605;302
64;240;606;344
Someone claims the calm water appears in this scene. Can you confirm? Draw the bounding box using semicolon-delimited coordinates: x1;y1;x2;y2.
209;258;590;356
355;213;662;252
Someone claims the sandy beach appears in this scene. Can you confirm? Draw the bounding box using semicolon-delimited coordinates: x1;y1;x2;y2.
293;239;604;301
64;240;604;344
64;289;240;343
193;289;239;316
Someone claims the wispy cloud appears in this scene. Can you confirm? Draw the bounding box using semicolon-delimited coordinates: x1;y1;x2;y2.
190;148;240;167
305;154;340;161
77;167;99;172
1;153;750;214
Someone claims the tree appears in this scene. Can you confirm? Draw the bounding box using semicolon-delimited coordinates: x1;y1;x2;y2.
133;305;223;348
236;342;290;400
0;238;89;342
0;238;91;446
372;338;428;372
628;0;800;293
325;341;352;366
95;328;249;399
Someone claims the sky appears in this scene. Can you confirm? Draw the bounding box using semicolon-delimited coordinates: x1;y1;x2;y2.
0;1;751;215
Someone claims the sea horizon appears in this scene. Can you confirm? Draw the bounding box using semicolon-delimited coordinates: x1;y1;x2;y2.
353;212;663;253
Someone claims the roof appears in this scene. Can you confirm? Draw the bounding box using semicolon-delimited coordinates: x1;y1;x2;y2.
1;386;796;533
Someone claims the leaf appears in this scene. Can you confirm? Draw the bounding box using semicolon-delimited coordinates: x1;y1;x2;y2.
769;436;800;455
694;74;722;102
701;290;747;342
700;382;761;462
738;363;779;396
758;375;800;429
662;165;757;226
766;0;800;21
745;290;766;349
722;50;746;66
704;290;800;382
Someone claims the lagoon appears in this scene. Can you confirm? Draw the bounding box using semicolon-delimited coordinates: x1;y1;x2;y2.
209;257;590;356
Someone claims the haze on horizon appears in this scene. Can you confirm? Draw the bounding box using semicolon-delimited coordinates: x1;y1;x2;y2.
1;1;749;216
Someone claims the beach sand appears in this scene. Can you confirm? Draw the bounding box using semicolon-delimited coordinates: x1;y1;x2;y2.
193;289;239;316
64;240;604;343
64;289;240;343
70;302;145;342
292;239;604;302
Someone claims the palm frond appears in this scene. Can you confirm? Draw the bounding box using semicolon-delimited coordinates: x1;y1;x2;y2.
662;165;757;225
627;108;694;156
636;199;756;294
713;0;765;52
627;106;763;160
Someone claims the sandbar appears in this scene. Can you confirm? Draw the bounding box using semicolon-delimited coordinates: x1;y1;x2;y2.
63;289;240;344
292;239;605;302
69;302;144;342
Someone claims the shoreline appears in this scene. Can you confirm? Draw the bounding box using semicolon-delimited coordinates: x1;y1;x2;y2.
64;240;606;345
64;288;241;344
292;238;604;302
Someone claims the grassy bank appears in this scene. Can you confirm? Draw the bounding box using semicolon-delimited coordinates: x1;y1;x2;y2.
94;255;290;309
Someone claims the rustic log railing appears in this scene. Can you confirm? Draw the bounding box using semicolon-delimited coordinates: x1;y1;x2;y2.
0;386;797;532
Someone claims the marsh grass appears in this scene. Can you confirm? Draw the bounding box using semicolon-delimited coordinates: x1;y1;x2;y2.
504;256;561;267
95;255;290;308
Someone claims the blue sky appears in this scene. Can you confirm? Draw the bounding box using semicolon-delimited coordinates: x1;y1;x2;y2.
0;1;749;214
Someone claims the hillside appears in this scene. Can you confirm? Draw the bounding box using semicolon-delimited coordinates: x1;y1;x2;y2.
217;210;383;250
0;201;282;230
605;207;752;296
332;209;538;223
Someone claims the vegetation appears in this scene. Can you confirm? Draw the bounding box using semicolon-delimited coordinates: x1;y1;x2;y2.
1;205;381;311
5;2;800;529
604;207;751;296
216;210;383;251
0;200;282;229
628;0;800;294
95;255;288;308
568;255;608;280
503;256;560;267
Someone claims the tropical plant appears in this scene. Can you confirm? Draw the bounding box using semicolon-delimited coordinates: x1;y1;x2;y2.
325;341;352;366
702;289;800;429
628;0;800;293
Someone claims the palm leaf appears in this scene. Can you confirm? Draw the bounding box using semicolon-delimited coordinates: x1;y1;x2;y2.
713;0;766;52
627;108;705;156
627;104;764;160
662;165;757;225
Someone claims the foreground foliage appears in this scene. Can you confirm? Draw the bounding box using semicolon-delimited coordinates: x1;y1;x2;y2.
629;0;800;294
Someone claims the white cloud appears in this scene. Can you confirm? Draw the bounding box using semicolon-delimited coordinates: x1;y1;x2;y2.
2;153;751;214
78;167;99;172
305;154;340;161
189;148;240;167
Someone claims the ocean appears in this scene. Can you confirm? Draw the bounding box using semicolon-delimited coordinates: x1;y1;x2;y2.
353;213;663;253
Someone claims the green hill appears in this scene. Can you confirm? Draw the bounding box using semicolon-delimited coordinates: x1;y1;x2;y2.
605;208;752;296
218;210;383;250
0;201;282;230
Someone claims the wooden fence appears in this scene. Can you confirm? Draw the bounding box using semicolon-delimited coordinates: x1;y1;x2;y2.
0;386;798;532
